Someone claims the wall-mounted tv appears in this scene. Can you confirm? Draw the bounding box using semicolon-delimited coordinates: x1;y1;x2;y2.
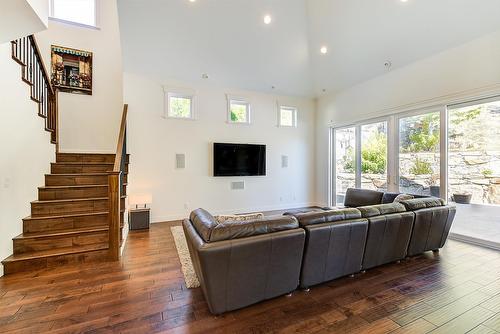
213;143;266;177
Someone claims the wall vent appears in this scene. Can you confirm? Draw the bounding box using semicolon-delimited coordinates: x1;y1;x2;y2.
231;181;245;190
176;154;185;169
281;155;289;168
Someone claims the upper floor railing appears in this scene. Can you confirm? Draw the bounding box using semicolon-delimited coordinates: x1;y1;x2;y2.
11;35;58;145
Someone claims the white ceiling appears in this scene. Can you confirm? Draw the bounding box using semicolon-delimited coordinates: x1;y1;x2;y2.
118;0;500;97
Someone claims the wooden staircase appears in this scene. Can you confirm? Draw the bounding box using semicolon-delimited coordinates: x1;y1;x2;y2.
2;153;129;275
3;34;130;275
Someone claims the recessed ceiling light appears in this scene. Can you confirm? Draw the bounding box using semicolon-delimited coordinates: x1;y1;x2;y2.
189;0;196;2
400;0;408;2
320;46;328;54
264;15;272;25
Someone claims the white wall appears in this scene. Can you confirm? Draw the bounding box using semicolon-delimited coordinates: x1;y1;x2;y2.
27;0;49;27
0;0;48;44
315;30;500;205
0;42;55;276
36;0;123;153
124;72;317;222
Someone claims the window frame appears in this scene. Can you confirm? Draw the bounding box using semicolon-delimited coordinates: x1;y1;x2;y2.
227;95;251;125
49;0;100;29
278;105;298;127
164;88;196;120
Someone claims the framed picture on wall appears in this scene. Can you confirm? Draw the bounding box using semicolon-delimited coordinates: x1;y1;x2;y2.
50;45;93;95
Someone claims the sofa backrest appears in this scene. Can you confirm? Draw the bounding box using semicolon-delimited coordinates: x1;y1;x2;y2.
189;208;299;242
399;197;445;211
344;188;384;207
291;208;361;227
210;216;299;242
357;203;406;218
190;208;218;242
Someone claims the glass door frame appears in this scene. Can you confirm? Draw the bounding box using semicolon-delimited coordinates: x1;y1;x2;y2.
329;116;393;207
394;106;448;200
329;107;448;207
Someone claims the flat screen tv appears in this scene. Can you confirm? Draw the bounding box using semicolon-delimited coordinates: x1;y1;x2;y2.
213;143;266;177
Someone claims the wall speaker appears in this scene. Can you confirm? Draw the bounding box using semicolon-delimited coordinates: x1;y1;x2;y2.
281;155;289;168
176;154;185;169
231;181;245;190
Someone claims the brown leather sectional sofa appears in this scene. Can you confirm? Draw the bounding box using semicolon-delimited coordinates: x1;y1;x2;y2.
183;188;456;314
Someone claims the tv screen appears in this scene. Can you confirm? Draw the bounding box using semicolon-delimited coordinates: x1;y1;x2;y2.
213;143;266;177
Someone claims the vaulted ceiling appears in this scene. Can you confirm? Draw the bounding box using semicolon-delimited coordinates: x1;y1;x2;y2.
118;0;500;97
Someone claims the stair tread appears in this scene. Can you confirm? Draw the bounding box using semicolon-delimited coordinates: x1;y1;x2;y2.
31;197;110;204
45;172;128;176
57;153;129;156
52;162;115;165
2;244;109;263
39;184;109;190
24;211;110;221
15;226;110;240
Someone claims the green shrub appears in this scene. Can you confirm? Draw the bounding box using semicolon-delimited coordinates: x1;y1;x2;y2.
361;132;387;174
482;169;493;177
401;114;440;153
341;133;387;175
410;158;433;175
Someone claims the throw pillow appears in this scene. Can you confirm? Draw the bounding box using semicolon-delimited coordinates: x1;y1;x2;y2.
393;194;414;202
214;213;264;224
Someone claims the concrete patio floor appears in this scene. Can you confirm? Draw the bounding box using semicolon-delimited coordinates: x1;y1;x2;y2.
449;202;500;249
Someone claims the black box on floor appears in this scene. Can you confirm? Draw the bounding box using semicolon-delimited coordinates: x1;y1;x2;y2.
129;208;150;230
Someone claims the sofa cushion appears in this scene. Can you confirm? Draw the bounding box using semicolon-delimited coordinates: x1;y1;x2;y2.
400;197;445;211
210;215;299;242
344;188;384;207
214;213;264;224
357;203;407;218
190;208;219;242
292;208;362;227
394;194;415;202
381;192;400;204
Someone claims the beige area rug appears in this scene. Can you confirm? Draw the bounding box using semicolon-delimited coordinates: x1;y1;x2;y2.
170;226;201;288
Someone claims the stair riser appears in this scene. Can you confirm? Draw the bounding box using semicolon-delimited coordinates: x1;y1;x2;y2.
51;165;111;174
38;185;127;200
23;213;127;233
14;231;110;254
45;174;128;186
31;198;125;217
2;249;110;275
56;153;130;164
57;154;115;163
51;164;129;174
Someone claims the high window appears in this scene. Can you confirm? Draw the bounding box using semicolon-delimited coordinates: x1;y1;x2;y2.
166;92;195;119
279;106;297;127
50;0;98;28
227;97;251;124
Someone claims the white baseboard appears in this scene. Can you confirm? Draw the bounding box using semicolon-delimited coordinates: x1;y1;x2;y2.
151;202;322;223
449;232;500;251
120;221;129;256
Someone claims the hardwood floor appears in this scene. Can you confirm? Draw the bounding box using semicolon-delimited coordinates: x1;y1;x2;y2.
1;222;500;334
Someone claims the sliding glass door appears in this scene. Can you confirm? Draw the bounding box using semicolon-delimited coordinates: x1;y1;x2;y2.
334;127;356;205
398;112;441;196
333;121;389;205
329;96;500;248
361;121;388;191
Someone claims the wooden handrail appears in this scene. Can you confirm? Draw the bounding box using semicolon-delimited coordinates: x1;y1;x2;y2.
28;35;54;95
10;35;58;145
108;104;128;261
113;104;128;172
